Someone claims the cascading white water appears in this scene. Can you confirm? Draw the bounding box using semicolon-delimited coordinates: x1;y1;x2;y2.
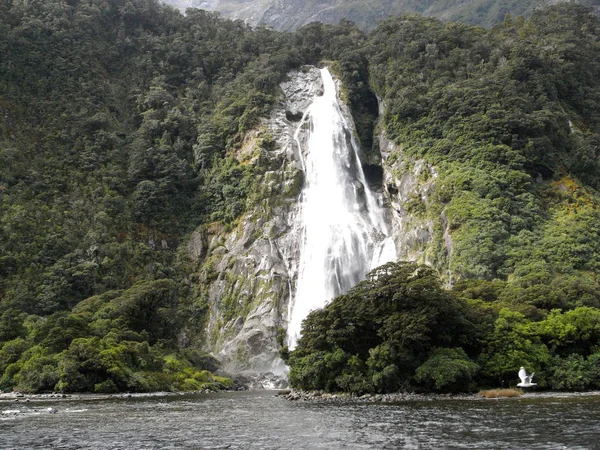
287;68;396;349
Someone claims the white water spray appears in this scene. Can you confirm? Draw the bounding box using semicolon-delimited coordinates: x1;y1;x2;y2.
287;68;396;349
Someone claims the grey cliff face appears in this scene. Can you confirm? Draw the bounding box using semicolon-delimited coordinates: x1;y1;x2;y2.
188;67;323;376
379;129;454;282
188;65;453;377
380;131;435;264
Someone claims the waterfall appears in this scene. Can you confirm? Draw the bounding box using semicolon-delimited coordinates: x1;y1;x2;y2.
287;68;396;349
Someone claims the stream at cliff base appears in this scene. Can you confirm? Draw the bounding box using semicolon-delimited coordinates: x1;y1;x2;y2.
2;391;599;449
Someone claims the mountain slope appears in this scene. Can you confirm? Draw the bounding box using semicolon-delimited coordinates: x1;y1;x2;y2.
0;0;301;393
163;0;600;30
1;0;600;393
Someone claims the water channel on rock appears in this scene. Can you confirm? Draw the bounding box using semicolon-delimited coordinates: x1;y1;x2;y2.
2;391;599;449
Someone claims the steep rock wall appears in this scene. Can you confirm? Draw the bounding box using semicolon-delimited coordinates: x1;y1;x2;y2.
379;130;454;282
187;67;323;376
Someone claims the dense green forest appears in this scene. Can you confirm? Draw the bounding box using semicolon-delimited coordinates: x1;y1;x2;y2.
0;0;304;392
287;262;600;393
1;0;599;393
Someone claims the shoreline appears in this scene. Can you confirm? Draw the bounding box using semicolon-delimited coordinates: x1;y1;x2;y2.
0;390;213;404
280;389;600;403
3;388;600;405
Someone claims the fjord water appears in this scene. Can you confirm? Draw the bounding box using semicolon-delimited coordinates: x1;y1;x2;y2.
2;391;600;449
287;68;396;349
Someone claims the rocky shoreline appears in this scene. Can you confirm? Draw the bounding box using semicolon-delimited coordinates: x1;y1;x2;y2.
4;388;599;406
279;389;471;403
0;390;198;404
278;389;600;403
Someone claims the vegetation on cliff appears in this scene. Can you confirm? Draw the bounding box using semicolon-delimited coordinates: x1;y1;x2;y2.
1;0;599;393
0;0;301;392
368;5;600;282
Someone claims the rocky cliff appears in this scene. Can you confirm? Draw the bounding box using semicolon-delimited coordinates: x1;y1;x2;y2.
187;67;324;376
379;131;454;283
187;66;456;377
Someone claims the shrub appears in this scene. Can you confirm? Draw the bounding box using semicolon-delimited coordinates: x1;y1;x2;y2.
547;354;599;391
478;389;522;398
415;347;480;392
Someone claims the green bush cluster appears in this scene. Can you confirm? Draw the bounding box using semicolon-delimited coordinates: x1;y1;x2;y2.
286;262;600;394
0;279;228;393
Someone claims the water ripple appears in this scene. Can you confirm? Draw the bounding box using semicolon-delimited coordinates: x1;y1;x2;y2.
0;391;599;449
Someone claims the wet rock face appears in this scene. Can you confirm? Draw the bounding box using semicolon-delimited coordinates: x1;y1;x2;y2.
188;66;451;378
280;67;324;119
188;67;323;376
379;132;436;264
379;130;453;278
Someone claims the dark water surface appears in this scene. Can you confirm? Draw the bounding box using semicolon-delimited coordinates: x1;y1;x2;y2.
2;391;599;449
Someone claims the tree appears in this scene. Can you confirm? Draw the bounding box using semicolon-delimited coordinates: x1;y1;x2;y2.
288;262;474;393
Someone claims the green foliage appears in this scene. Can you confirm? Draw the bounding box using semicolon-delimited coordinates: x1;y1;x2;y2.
197;158;256;224
0;276;227;392
415;347;480;392
13;349;60;393
0;324;229;393
478;308;552;387
288;263;600;393
531;307;600;356
546;353;600;391
288;348;351;392
288;262;474;393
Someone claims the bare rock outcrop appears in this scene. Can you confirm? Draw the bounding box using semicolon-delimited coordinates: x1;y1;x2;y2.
379;130;453;281
188;67;323;376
